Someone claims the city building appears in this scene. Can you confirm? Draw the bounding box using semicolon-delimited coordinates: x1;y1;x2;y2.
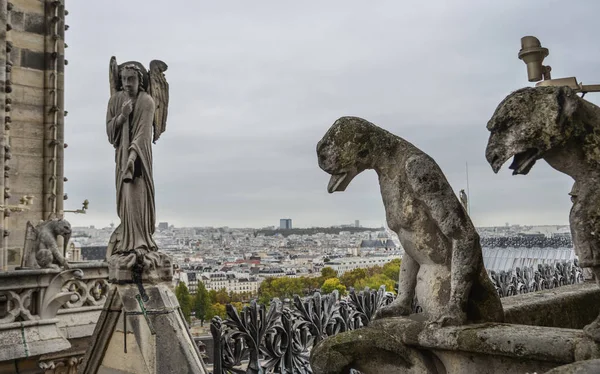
359;238;397;251
326;255;401;276
200;272;260;295
355;220;360;228
68;241;82;262
279;218;292;229
159;221;169;230
186;272;198;294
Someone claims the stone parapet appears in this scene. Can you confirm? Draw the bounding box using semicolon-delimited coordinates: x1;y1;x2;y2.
310;282;600;373
503;281;600;329
0;262;108;371
311;317;600;374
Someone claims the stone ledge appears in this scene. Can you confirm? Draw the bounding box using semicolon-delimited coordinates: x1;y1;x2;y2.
57;307;103;340
1;262;108;290
0;319;71;361
312;283;600;374
311;318;600;374
502;282;600;329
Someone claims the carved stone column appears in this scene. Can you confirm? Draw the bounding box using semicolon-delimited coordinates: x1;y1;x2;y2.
0;0;8;271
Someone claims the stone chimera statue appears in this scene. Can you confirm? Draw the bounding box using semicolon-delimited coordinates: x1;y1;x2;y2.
486;85;600;341
317;117;503;325
22;218;72;269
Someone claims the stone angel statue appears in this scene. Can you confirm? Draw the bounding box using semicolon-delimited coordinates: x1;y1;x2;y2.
105;56;169;272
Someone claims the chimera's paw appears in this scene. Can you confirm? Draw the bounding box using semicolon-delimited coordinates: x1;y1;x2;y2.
584;320;600;342
374;300;412;320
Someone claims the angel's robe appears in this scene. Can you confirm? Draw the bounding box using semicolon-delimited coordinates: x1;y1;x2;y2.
106;90;158;254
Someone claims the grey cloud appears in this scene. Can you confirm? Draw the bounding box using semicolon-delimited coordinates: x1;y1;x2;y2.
63;0;600;228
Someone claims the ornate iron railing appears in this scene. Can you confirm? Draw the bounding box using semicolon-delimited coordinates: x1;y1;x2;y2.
210;286;394;374
210;261;584;374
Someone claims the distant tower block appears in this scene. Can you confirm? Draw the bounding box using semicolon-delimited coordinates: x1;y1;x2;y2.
158;222;169;230
279;218;292;229
355;220;360;228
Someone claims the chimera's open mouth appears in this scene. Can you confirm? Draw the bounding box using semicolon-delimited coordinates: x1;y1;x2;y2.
508;148;539;175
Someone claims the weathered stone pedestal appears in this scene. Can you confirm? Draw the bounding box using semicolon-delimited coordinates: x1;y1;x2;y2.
79;257;207;374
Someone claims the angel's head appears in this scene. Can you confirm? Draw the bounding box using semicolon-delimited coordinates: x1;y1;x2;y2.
120;64;144;95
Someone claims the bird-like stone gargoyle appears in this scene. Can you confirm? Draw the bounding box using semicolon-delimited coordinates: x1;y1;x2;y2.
317;116;504;325
486;85;600;341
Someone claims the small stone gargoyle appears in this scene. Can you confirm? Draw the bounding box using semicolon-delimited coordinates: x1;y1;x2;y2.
317;116;504;326
486;86;600;341
22;218;72;269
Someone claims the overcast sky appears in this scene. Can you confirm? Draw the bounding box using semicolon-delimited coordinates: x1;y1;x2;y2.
63;1;600;229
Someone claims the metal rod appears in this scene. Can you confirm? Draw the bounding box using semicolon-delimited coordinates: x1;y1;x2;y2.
123;310;127;354
580;84;600;94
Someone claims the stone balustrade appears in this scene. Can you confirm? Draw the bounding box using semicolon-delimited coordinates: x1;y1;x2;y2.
0;262;108;373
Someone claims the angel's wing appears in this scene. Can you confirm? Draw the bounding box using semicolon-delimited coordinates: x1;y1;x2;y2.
148;60;169;143
109;56;120;96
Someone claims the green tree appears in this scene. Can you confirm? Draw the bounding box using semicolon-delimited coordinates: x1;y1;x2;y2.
193;281;210;326
229;291;245;303
215;288;230;304
258;277;277;304
354;273;396;294
208;289;218;304
320;267;337;282
366;265;383;277
300;276;321;294
258;277;308;304
206;303;227;321
339;268;367;288
382;259;402;281
321;278;347;296
175;282;192;323
230;301;245;312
